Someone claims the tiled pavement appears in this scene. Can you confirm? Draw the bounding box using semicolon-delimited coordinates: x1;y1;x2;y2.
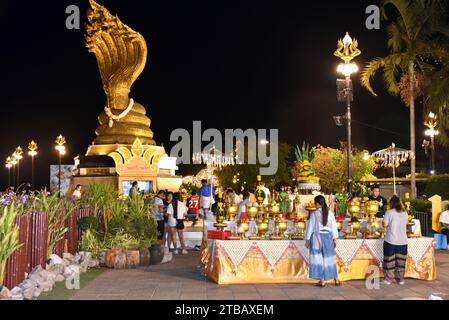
71;250;449;300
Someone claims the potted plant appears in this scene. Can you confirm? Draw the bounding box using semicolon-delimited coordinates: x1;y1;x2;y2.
103;231;141;269
127;194;157;266
150;240;165;265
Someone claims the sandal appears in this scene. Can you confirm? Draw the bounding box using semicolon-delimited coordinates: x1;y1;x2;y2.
334;280;342;286
316;281;326;287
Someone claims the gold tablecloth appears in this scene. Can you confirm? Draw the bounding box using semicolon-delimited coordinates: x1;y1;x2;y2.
202;238;436;285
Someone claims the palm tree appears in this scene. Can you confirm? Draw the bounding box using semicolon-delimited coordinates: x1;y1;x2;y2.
427;55;449;145
361;0;448;198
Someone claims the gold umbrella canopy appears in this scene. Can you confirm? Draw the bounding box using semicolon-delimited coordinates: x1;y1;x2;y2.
372;143;415;195
372;143;415;168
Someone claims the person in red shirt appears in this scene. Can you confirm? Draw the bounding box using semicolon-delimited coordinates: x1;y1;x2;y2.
186;190;200;227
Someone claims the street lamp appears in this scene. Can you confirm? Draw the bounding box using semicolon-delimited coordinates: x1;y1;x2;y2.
5;157;12;187
424;112;439;175
14;146;23;187
334;32;361;194
55;134;66;197
10;153;18;189
28;141;38;190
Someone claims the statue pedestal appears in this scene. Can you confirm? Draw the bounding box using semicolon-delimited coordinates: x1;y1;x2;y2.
71;142;182;194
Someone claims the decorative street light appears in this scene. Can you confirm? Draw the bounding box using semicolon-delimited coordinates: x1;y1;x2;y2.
28;141;38;190
10;153;18;189
55;134;67;197
14;146;23;187
5;157;12;187
424;112;439;175
334;32;361;195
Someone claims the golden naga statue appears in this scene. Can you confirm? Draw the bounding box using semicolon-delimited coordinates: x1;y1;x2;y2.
85;0;155;154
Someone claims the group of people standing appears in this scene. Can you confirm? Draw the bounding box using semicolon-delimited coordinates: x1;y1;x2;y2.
305;193;410;287
151;190;189;255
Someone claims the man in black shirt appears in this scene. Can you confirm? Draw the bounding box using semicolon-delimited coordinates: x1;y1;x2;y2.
369;185;388;218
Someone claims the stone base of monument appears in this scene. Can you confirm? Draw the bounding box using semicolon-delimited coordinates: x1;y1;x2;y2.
70;150;182;194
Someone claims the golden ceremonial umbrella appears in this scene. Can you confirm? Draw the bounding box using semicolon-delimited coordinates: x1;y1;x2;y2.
372;143;415;195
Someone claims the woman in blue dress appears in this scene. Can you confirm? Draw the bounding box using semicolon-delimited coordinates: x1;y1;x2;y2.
305;195;341;287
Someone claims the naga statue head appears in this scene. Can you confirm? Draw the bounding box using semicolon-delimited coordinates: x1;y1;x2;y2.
85;0;155;151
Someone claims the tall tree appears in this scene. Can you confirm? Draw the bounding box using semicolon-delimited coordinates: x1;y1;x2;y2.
361;0;448;198
427;36;449;145
216;143;294;190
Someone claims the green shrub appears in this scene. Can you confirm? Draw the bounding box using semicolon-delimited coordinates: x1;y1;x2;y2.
108;216;128;235
424;174;449;200
77;216;99;231
127;195;158;245
105;230;141;250
407;172;430;179
81;192;158;252
80;229;106;259
130;216;158;242
0;204;23;285
409;198;432;213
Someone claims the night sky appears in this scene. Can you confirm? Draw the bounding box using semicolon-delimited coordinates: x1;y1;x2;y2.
0;0;440;190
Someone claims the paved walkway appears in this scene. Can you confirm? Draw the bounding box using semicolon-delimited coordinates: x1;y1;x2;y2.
71;250;449;300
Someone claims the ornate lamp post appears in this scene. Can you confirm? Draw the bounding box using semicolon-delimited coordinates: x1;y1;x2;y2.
55;134;66;197
28;141;38;190
424;112;439;175
5;157;12;187
14;146;23;187
334;32;361;194
10;153;18;189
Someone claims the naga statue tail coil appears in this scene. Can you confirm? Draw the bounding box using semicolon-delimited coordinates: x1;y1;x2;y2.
86;0;155;149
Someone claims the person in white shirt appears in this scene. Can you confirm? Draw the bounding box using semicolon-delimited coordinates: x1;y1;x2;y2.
198;179;215;220
236;192;251;222
71;184;82;202
260;182;271;205
166;193;188;255
151;190;166;241
305;195;340;287
439;207;449;243
382;196;408;285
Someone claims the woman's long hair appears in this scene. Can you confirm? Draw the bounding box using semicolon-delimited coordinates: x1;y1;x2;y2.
314;195;329;226
172;192;181;219
389;195;405;212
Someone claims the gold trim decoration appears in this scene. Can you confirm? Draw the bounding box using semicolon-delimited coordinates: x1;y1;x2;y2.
116;147;133;164
108;151;123;168
203;238;436;284
131;138;145;158
108;138;168;177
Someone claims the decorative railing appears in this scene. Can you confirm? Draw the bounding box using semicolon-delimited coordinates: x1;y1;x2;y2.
414;211;432;236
